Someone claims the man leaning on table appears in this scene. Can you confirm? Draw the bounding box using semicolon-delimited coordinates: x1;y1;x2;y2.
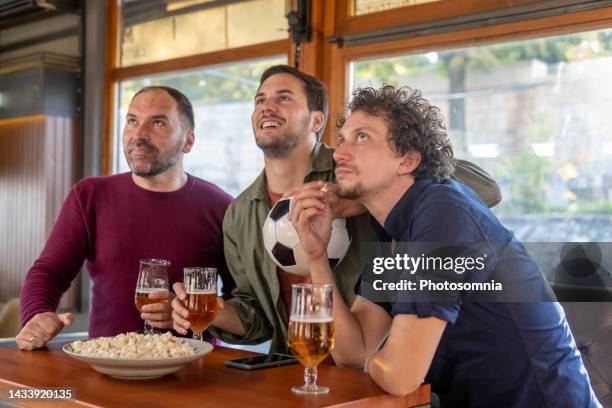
171;65;502;354
290;85;600;407
17;86;234;350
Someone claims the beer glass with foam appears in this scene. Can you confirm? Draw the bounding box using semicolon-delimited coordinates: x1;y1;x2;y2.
288;283;335;395
135;258;171;334
183;267;218;341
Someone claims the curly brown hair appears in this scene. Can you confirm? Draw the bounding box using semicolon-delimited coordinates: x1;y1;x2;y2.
338;85;454;180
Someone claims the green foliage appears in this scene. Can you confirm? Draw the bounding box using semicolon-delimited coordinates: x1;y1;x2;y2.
597;30;612;52
353;54;434;85
574;201;612;213
119;57;286;108
494;148;555;213
528;109;559;143
355;29;612;86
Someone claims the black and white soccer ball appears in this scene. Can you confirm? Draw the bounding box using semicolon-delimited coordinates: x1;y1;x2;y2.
263;197;351;276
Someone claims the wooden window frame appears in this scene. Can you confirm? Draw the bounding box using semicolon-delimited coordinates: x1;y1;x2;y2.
102;0;291;176
335;0;592;37
327;5;612;145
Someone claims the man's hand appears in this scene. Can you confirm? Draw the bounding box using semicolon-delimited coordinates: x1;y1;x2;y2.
283;181;366;218
171;282;224;335
16;312;74;351
141;290;175;329
289;185;334;262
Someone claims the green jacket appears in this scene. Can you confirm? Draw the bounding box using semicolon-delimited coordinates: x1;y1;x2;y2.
209;143;501;353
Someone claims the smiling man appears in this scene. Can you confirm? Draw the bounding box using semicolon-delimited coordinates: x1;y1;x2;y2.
171;65;504;355
17;86;234;350
290;85;600;407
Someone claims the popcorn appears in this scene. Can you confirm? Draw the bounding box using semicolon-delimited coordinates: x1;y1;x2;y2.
69;332;195;359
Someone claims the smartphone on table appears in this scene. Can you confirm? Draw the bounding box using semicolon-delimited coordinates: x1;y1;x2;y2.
225;353;299;370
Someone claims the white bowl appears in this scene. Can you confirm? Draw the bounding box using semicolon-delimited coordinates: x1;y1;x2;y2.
62;338;213;380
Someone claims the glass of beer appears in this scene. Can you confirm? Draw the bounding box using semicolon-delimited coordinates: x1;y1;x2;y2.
135;258;171;334
288;283;335;395
183;267;218;341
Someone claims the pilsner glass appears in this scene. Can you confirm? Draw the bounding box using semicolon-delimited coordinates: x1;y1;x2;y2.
135;258;171;334
288;283;335;395
183;267;218;341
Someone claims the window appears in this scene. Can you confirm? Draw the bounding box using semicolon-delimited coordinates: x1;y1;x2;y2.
114;55;287;196
351;28;612;241
119;0;287;67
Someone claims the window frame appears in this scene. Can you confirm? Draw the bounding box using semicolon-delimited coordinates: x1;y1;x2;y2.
336;0;601;37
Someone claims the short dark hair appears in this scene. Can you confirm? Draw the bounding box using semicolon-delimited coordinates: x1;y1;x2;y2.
132;86;195;132
259;65;328;139
339;85;454;180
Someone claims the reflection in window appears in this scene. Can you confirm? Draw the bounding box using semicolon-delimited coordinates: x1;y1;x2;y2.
352;29;612;241
119;0;287;67
115;55;287;197
354;0;440;15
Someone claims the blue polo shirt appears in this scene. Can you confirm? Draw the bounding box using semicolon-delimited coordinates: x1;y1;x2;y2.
368;178;600;408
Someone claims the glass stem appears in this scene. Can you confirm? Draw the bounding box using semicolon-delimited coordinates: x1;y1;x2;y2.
144;320;153;334
304;367;318;388
192;331;203;341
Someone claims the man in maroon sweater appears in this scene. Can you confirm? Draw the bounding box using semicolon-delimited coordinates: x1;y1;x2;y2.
17;86;234;350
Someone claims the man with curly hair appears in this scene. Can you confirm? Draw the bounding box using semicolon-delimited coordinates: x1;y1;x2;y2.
290;86;600;407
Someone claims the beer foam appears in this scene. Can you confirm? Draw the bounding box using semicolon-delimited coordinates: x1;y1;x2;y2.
185;290;216;295
136;288;169;294
289;315;334;323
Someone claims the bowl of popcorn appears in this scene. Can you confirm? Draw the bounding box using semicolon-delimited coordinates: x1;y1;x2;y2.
62;332;213;380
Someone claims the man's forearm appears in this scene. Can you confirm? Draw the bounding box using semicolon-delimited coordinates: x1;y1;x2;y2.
20;267;67;326
366;314;447;396
367;347;421;396
211;301;247;336
309;257;369;368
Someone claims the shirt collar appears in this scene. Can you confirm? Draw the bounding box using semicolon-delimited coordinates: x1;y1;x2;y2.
246;142;334;201
371;178;437;241
369;216;392;242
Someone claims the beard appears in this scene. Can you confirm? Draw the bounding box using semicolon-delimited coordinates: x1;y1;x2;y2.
336;182;364;200
254;114;310;159
256;130;302;159
124;138;183;177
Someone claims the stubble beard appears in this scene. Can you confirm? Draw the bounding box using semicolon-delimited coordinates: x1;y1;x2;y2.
256;131;302;159
336;182;364;200
125;138;184;177
255;115;311;159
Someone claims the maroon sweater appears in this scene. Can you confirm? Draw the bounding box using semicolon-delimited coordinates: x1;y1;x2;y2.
20;172;235;338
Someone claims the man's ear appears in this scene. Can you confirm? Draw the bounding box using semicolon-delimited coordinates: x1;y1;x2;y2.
310;111;325;135
182;130;195;153
398;150;421;175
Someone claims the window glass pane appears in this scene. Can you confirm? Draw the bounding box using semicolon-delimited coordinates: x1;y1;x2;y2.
115;55;287;197
227;1;287;48
354;0;441;15
120;0;287;67
351;28;612;241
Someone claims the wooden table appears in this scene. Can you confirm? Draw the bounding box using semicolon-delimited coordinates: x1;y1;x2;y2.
0;337;430;408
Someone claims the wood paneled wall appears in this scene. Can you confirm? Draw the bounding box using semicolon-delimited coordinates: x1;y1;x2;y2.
0;115;79;309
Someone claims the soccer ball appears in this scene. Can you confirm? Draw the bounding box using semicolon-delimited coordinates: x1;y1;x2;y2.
263;197;351;276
